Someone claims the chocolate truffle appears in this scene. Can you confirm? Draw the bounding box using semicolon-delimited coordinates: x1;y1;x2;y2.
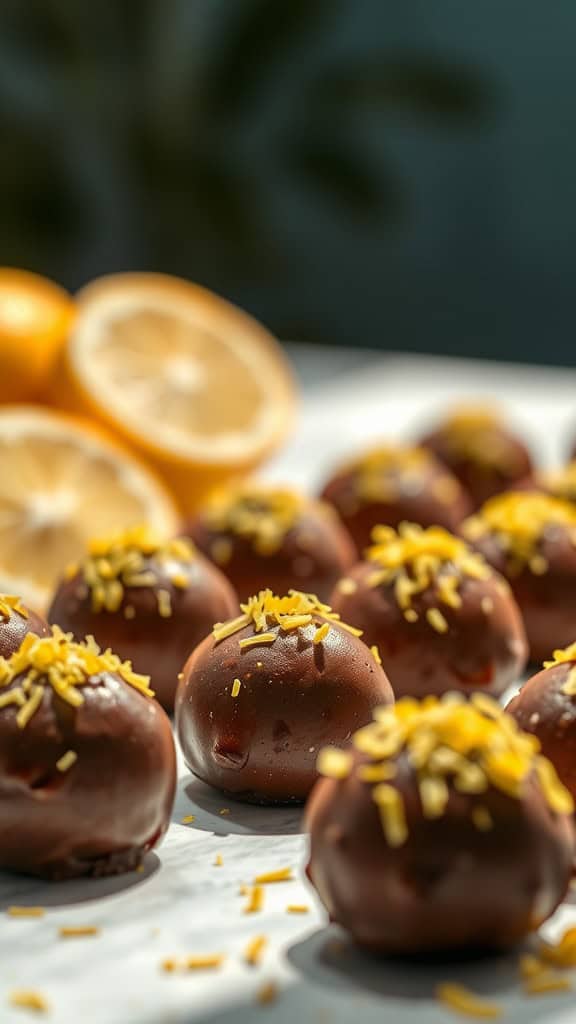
186;483;356;602
176;589;393;804
330;523;527;700
420;406;533;510
463;492;576;663
0;628;176;879
0;593;48;658
538;462;576;504
507;643;576;804
306;694;575;955
320;444;470;552
48;526;239;712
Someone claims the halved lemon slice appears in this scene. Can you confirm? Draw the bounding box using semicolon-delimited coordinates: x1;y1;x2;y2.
0;406;178;609
57;273;297;512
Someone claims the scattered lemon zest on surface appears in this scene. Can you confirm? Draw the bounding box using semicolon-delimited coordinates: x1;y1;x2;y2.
162;954;225;972
186;954;225;970
256;981;278;1005
214;853;223;867
7;906;45;918
181;815;195;824
524;973;572;995
286;905;309;914
59;926;99;938
231;678;242;698
254;867;293;884
9;990;49;1012
244;885;265;914
436;982;502;1018
244;934;267;966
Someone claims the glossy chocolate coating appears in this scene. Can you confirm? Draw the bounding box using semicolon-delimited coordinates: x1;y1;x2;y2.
471;528;576;664
0;671;176;879
187;503;356;602
48;554;239;712
508;662;576;802
321;457;471;553
330;564;527;700
305;749;574;954
176;621;394;804
421;424;533;510
0;605;48;659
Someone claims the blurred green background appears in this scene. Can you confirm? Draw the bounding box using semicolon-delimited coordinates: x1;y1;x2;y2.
1;0;574;364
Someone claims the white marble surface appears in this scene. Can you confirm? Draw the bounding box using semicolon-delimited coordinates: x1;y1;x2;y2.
3;349;576;1024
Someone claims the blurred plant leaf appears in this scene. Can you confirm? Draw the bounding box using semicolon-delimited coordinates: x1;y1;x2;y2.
290;135;404;221
135;124;268;250
206;0;331;119
311;57;493;123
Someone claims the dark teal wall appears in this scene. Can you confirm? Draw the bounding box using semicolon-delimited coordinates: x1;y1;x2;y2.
1;1;575;364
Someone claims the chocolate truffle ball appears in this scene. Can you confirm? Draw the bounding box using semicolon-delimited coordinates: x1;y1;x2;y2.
507;643;576;804
538;462;576;504
186;483;356;602
176;589;394;804
420;406;533;510
0;628;176;879
306;695;575;954
0;593;48;658
48;526;239;712
463;492;576;663
330;523;527;700
320;444;470;552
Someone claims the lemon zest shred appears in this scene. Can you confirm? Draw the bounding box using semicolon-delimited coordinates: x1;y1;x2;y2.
244;885;265;913
436;982;502;1018
254;867;293;884
9;990;49;1013
244;934;267;966
463;492;576;573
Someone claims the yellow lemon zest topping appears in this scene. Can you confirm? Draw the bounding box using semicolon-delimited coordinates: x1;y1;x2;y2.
0;626;153;730
317;693;572;846
0;594;29;622
213;589;362;646
71;524;195;615
366;523;490;628
463;492;576;574
346;444;436;505
201;483;308;556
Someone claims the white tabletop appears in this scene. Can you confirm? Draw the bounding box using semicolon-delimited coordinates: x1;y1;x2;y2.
3;349;576;1024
